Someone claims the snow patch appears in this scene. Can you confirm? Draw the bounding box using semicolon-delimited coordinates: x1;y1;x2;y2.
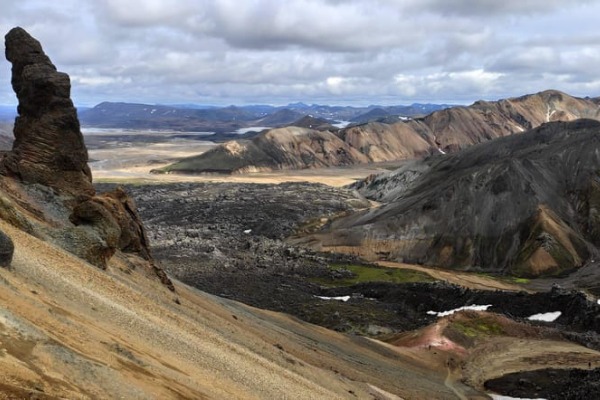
437;148;446;155
489;395;547;400
235;126;271;134
243;229;252;234
427;304;491;317
315;296;351;302
332;121;351;128
527;311;561;322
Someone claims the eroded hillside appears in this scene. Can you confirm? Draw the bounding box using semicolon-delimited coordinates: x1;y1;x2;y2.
159;90;600;174
303;119;600;282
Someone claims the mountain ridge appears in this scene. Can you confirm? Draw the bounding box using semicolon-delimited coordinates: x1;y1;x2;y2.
159;89;600;175
299;119;600;283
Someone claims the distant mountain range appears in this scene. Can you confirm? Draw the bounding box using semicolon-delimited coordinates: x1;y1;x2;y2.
77;101;452;133
157;90;600;174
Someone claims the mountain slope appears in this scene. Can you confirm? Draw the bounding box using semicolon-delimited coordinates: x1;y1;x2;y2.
302;119;600;278
160;90;600;174
408;89;600;152
1;217;469;399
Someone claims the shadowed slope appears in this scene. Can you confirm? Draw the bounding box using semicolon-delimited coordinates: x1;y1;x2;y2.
303;120;600;278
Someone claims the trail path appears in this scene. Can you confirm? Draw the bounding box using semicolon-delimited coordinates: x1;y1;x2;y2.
377;261;529;292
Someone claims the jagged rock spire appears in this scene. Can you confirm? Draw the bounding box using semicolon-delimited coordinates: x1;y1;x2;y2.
2;27;93;196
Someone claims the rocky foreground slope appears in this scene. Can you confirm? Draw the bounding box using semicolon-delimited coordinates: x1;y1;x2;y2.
159;90;600;174
302;119;600;283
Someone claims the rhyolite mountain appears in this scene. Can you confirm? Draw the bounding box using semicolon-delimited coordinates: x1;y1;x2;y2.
300;119;600;280
159;90;600;175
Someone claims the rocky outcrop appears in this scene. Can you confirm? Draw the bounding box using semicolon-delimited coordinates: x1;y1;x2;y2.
1;27;93;197
305;120;600;278
0;27;172;290
160;90;600;174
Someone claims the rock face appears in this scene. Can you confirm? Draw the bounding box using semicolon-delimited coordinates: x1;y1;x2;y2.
2;27;93;196
306;120;600;278
0;27;172;289
160;90;600;175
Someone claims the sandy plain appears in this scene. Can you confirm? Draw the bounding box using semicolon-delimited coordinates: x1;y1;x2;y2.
86;132;390;186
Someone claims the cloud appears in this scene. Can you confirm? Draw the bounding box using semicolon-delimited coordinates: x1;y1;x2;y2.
0;0;599;106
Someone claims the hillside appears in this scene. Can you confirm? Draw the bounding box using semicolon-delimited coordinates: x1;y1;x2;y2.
301;119;600;282
159;90;600;174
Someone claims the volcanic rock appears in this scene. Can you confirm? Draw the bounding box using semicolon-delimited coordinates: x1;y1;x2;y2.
0;228;14;266
305;120;600;278
71;187;152;260
1;27;93;197
0;27;172;289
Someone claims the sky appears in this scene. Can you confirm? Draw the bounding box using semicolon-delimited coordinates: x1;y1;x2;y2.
0;0;599;107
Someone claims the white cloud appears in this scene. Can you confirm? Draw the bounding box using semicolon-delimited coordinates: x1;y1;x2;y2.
0;0;599;106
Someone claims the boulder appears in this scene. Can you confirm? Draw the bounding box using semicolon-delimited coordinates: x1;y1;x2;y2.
0;229;13;267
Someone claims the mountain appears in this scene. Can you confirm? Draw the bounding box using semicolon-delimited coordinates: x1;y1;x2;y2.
79;100;452;134
290;115;337;130
349;107;390;123
79;102;259;133
302;119;600;282
410;90;600;152
254;108;305;126
157;120;435;175
159;90;600;174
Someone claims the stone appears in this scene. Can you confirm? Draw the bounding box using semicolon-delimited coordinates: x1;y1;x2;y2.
90;187;152;260
2;27;93;197
0;229;13;267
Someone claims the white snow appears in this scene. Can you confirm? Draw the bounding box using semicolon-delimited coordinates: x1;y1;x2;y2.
315;296;351;302
332;121;351;128
150;108;156;114
243;229;252;234
527;311;561;322
489;395;547;400
235;126;271;134
437;148;446;155
427;304;492;317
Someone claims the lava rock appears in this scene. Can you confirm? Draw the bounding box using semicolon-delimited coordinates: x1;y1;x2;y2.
0;229;14;267
1;27;93;197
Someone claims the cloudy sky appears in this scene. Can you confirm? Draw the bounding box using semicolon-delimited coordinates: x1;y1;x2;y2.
1;0;599;106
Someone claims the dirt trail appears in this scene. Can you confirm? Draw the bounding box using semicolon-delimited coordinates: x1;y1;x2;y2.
377;261;529;292
444;365;468;400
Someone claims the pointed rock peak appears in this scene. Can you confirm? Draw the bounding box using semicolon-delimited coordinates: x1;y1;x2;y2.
2;27;93;197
